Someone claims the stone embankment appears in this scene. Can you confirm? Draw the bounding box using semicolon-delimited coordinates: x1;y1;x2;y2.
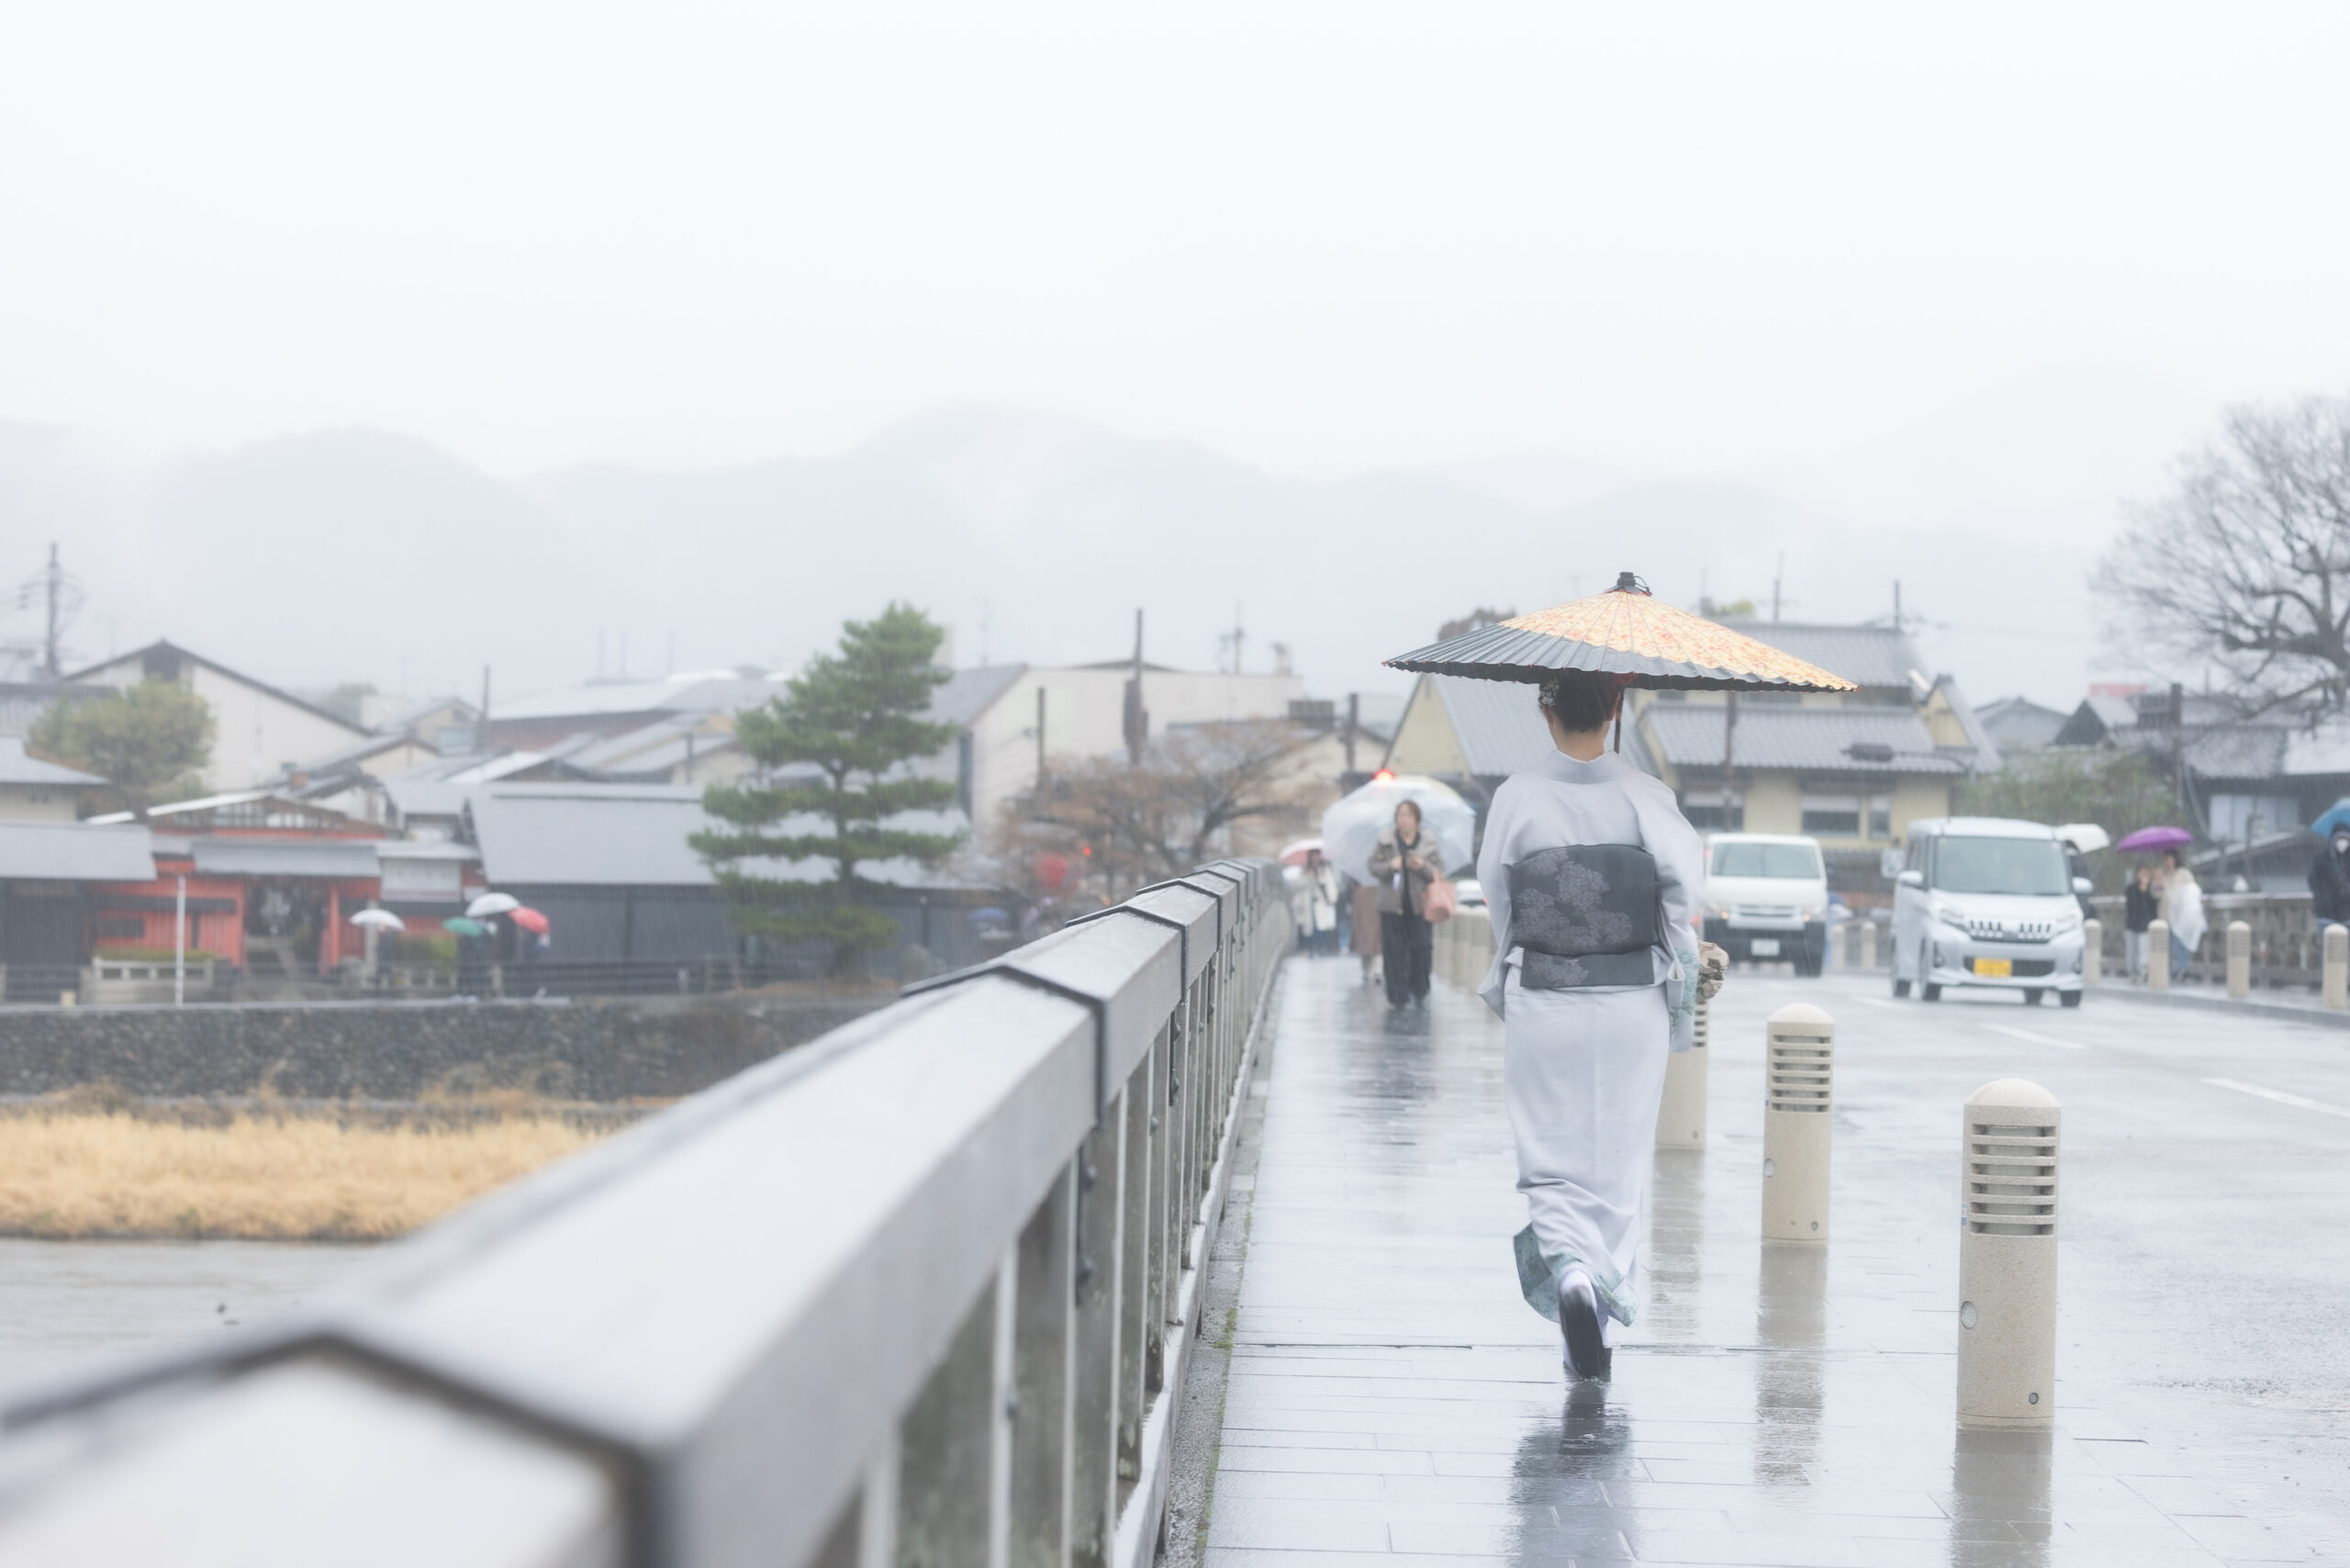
0;988;894;1104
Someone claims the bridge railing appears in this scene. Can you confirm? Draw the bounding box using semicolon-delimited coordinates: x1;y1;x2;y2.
0;858;1290;1568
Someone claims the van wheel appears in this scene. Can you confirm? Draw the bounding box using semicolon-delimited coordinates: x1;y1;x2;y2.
1919;945;1942;1002
2059;990;2083;1008
2023;989;2045;1007
1892;956;1910;998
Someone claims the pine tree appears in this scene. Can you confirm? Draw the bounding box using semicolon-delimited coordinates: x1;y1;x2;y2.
694;603;963;964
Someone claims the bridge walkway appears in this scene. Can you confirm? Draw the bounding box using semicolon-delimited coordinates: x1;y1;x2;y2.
1195;956;2266;1567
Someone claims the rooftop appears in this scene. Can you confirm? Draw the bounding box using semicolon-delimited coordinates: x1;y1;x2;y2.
0;737;105;789
1643;703;1971;776
1717;620;1926;689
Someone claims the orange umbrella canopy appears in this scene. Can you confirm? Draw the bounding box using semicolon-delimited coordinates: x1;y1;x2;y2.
1386;573;1857;692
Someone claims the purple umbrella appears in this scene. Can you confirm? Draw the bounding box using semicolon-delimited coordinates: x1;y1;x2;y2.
2113;825;2193;854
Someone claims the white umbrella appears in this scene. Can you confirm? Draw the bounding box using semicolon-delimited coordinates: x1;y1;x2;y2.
466;892;521;918
2054;823;2110;854
1319;775;1476;887
348;908;405;932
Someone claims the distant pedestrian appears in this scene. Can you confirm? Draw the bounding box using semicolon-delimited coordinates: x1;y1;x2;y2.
1348;878;1382;985
2310;829;2350;928
1297;848;1340;956
2161;850;2206;979
2123;865;2159;980
1370;800;1444;1007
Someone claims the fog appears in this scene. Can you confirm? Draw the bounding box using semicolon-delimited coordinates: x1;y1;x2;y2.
5;4;2350;707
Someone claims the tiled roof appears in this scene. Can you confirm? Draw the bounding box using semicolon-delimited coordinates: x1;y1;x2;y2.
1427;677;1563;778
1642;703;1969;776
1716;622;1923;690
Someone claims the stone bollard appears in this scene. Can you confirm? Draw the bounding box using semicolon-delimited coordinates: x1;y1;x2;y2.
1859;919;1877;970
1657;994;1709;1148
2227;921;2251;1000
2147;918;2169;990
1762;1003;1833;1242
2082;918;2100;986
2325;924;2347;1012
1957;1079;2060;1428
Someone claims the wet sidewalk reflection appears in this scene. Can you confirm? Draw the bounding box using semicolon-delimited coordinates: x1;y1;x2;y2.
1204;957;2238;1564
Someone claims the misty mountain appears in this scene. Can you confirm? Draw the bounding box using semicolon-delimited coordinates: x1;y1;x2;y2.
0;367;2214;715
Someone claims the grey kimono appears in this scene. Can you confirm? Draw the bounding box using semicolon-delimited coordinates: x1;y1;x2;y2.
1474;748;1706;1331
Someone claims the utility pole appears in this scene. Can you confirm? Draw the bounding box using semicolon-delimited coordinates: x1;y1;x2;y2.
44;543;62;679
1035;685;1047;791
1345;692;1360;775
1893;580;1903;629
2171;679;2187;811
1123;609;1147;765
1772;553;1784;622
1721;690;1740;830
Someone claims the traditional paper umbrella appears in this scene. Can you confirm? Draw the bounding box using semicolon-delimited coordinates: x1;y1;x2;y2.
509;907;550;935
466;891;521;918
1387;572;1858;693
348;908;405;932
442;916;489;937
2113;825;2194;854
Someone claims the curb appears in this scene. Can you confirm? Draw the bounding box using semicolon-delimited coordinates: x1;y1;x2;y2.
2087;982;2350;1030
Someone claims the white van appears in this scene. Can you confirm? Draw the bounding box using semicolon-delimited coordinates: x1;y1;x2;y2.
1702;834;1830;977
1891;817;2089;1007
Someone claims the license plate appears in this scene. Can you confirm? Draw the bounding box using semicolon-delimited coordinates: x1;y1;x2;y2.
1974;958;2012;978
1749;938;1781;956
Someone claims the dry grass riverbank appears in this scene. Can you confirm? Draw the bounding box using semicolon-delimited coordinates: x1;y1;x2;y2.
0;1094;617;1241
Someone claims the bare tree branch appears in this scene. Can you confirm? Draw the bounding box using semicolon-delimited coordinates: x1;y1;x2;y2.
2095;392;2350;719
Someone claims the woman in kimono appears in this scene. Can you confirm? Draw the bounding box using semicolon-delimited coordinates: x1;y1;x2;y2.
1475;669;1723;1380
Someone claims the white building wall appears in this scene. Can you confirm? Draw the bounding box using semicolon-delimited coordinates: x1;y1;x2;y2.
964;667;1305;837
75;652;367;792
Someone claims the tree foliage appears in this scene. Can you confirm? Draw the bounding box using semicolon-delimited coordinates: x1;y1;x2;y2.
29;681;215;814
1955;747;2179;890
693;604;962;959
1015;721;1315;902
2095;393;2350;716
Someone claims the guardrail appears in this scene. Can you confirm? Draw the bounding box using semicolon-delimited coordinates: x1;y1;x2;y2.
0;858;1289;1568
2089;890;2325;987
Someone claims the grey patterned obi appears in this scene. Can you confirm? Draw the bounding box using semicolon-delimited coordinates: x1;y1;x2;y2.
1506;845;1662;990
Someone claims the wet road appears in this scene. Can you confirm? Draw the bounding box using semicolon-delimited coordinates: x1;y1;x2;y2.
0;1240;363;1400
1204;956;2350;1565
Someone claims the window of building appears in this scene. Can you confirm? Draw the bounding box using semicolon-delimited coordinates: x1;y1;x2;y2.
1868;795;1891;838
1680;790;1743;831
1800;791;1861;836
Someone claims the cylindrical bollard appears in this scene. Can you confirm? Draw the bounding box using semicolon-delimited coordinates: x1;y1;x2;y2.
2081;918;2100;986
2226;920;2251;1000
1657;994;1709;1148
1859;919;1877;970
1762;1003;1833;1242
2147;918;2169;990
1957;1079;2060;1428
2325;924;2347;1011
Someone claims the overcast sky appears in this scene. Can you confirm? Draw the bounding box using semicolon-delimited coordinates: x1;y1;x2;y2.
6;3;2350;477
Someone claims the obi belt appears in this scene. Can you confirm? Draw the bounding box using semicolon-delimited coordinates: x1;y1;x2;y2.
1505;844;1662;990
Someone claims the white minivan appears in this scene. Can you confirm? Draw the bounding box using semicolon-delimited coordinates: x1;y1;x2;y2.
1891;817;2089;1007
1702;833;1830;977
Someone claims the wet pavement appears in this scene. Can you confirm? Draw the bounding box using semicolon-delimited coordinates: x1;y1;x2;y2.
0;1239;363;1400
1203;956;2350;1565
